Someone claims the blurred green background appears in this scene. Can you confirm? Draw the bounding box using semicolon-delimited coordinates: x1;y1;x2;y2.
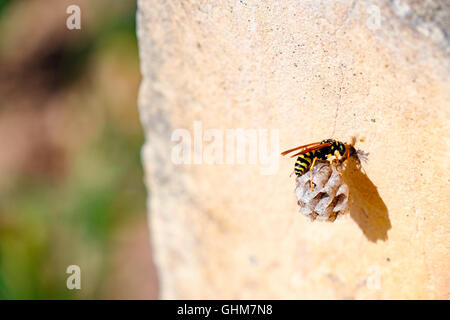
0;0;157;299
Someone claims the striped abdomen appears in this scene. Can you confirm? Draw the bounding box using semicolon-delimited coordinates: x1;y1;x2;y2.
294;151;317;176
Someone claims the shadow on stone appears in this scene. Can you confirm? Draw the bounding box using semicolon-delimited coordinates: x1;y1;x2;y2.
342;157;391;242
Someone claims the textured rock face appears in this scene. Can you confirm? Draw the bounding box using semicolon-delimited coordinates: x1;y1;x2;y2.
137;0;450;299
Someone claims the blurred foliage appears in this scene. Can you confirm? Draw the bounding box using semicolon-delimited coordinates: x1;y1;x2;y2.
0;1;149;299
0;0;12;15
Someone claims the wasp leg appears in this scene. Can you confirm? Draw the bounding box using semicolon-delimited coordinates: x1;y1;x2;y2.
329;159;342;176
330;150;344;176
309;156;318;191
343;147;350;166
341;148;350;173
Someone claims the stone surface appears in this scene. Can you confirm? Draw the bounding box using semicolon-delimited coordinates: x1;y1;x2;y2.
137;0;450;299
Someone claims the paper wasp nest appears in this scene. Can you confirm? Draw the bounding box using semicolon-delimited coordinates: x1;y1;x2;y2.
295;162;349;222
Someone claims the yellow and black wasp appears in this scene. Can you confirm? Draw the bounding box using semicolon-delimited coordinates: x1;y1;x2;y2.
281;139;356;190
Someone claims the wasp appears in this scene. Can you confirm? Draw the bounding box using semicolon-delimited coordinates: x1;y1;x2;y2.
281;139;356;190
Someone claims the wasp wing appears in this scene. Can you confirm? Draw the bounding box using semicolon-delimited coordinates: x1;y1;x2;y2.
288;143;332;158
280;142;322;156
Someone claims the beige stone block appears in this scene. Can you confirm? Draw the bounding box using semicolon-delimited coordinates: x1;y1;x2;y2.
137;0;450;299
